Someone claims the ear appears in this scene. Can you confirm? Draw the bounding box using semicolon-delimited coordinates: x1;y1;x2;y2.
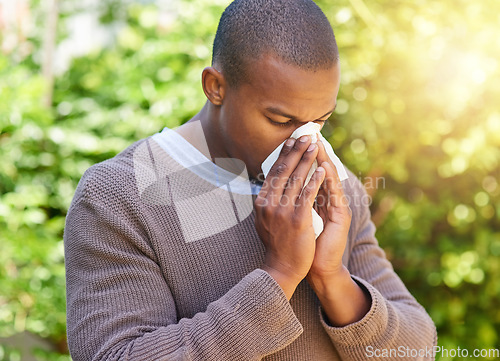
201;67;226;106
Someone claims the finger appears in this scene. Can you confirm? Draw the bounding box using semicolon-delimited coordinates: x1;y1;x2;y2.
314;190;329;224
313;199;319;214
259;137;296;198
315;139;333;171
282;142;319;207
321;161;349;209
316;141;346;193
264;135;313;207
295;166;325;218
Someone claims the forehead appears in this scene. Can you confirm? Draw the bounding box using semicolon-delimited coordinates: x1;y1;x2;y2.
242;54;340;116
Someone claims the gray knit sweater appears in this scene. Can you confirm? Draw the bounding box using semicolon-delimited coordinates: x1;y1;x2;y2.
64;129;437;360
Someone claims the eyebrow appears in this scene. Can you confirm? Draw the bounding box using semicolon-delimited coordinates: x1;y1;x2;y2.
265;104;337;121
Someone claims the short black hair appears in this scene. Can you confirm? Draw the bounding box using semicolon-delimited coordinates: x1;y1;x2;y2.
212;0;339;87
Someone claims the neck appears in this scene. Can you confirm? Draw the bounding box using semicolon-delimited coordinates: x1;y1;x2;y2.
176;102;259;182
177;101;229;161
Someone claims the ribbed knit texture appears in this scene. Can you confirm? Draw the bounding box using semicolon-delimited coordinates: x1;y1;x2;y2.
64;135;437;361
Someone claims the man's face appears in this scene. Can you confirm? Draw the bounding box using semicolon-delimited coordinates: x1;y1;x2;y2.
218;54;341;181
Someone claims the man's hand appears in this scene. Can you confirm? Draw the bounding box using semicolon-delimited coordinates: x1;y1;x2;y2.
255;135;369;324
254;135;324;300
307;139;371;326
307;139;352;285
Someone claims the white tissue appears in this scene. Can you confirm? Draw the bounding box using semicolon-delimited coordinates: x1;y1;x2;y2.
261;122;348;238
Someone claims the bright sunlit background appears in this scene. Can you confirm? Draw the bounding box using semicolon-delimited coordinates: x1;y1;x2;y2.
0;0;499;360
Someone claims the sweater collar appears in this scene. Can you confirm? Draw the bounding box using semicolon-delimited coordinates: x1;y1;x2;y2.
151;127;262;195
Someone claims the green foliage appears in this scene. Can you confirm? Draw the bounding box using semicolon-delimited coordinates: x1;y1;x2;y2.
314;1;500;357
0;0;499;359
0;53;69;357
314;1;500;358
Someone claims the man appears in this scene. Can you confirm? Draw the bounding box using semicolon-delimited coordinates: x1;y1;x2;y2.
64;0;437;360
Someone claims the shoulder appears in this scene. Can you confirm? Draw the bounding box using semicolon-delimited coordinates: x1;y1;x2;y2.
69;137;151;212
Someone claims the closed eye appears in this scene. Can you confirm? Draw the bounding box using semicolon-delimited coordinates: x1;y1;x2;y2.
268;117;292;127
268;117;327;127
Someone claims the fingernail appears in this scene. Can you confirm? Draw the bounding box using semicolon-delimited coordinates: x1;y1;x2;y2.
316;166;324;174
299;135;310;143
307;144;316;151
285;138;295;147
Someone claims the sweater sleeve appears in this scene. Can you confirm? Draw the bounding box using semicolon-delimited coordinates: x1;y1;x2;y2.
317;175;437;360
64;194;303;361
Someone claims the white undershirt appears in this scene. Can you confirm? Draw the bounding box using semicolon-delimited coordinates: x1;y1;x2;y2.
152;127;262;195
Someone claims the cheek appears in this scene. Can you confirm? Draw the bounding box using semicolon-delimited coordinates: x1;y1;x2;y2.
239;123;291;170
221;100;291;167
